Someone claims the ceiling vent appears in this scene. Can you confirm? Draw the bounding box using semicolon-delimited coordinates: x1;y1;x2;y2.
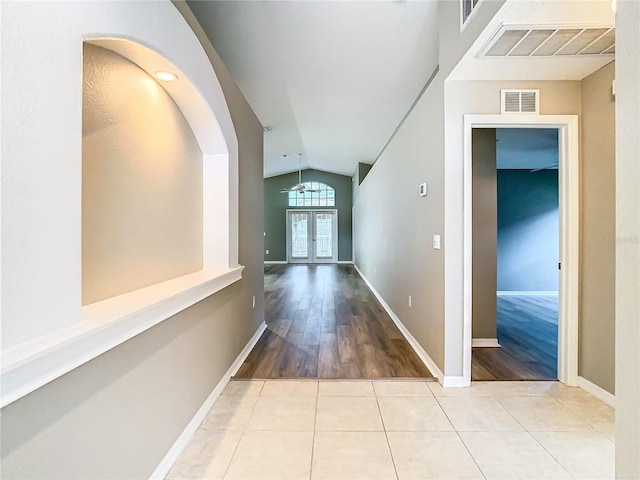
501;89;539;114
481;25;615;57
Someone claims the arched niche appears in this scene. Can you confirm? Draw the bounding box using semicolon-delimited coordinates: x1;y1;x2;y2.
0;1;241;407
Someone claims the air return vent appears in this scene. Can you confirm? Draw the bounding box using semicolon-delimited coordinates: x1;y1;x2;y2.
481;25;615;57
501;89;539;114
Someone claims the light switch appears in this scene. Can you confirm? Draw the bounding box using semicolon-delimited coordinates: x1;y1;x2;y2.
432;235;441;250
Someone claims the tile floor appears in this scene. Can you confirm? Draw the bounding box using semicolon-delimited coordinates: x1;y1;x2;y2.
166;380;615;480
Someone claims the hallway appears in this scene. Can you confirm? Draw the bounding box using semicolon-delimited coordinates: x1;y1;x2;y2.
167;379;615;480
235;265;433;379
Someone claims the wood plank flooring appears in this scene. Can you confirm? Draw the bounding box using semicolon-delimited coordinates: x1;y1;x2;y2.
472;295;558;381
235;265;433;379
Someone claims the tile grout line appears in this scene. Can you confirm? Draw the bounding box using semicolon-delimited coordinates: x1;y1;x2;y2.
430;392;488;480
372;385;400;480
309;381;319;480
492;394;576;479
220;381;265;479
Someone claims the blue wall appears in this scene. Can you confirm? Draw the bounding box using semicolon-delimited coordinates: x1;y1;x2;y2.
497;169;559;292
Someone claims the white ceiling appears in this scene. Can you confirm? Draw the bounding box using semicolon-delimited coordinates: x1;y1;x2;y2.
188;0;439;178
450;0;615;81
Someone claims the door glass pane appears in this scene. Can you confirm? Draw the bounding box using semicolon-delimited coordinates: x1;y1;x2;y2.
315;213;333;258
291;213;308;258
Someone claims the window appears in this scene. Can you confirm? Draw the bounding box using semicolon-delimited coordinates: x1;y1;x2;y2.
288;182;335;207
462;0;482;26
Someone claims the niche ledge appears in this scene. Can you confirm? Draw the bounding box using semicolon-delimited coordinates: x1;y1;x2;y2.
0;266;244;408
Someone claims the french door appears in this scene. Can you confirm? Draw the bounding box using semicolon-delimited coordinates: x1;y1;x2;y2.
286;210;338;263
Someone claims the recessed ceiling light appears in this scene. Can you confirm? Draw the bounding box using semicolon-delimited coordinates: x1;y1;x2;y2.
154;71;178;82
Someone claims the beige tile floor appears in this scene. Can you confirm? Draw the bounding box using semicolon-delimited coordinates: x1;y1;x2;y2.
166;380;615;480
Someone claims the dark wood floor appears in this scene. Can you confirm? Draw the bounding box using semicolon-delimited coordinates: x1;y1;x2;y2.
235;265;434;379
472;295;558;381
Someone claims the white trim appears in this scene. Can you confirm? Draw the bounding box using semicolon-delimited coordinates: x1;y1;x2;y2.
149;321;267;480
286;209;339;264
353;265;444;383
442;376;467;388
0;267;244;408
578;376;615;408
463;114;579;388
472;338;501;347
337;261;354;265
264;261;287;265
497;291;559;296
460;0;486;32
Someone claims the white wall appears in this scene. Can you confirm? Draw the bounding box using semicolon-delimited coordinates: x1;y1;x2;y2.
1;0;237;349
0;2;265;478
615;1;640;477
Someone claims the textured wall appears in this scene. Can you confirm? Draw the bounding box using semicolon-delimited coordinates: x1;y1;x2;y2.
497;169;559;292
264;169;352;262
82;44;203;305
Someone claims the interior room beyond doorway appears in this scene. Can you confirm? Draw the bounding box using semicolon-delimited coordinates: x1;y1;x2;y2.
472;127;560;381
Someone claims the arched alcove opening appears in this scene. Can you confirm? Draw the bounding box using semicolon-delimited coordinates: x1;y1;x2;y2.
82;43;205;304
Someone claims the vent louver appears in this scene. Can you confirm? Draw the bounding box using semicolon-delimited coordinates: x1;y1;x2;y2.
501;89;539;114
482;25;615;57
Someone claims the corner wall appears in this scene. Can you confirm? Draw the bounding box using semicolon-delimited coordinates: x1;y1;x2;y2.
580;61;616;395
0;2;264;478
615;1;640;477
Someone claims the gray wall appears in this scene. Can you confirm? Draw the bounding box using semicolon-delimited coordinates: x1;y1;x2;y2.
0;2;265;478
497;169;559;292
264;169;352;262
472;128;497;340
354;0;506;376
581;61;616;395
615;2;640;476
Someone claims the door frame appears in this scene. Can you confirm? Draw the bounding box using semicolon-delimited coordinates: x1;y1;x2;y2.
285;209;339;264
463;114;579;387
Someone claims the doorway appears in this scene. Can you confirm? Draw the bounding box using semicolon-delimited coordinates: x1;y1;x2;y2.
462;114;579;387
471;128;560;381
286;209;338;263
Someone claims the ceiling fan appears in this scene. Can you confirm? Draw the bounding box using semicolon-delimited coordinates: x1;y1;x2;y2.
280;153;318;194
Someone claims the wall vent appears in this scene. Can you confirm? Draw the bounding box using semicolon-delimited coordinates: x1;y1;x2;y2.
481;25;615;57
501;89;540;114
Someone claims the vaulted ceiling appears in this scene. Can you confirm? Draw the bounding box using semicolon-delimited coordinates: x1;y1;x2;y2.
188;1;440;178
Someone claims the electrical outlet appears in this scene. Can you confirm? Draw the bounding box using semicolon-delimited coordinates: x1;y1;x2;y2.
252;296;256;309
408;295;412;308
266;249;269;255
432;235;441;250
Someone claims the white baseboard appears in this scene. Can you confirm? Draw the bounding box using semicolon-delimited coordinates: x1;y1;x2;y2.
353;265;444;383
442;376;467;387
337;261;354;265
149;321;267;480
578;376;615;408
472;338;501;348
264;261;287;265
497;291;559;296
